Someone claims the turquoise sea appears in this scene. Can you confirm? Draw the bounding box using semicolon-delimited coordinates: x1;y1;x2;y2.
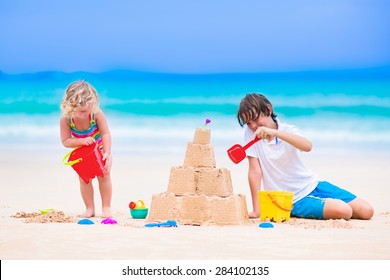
1;68;390;158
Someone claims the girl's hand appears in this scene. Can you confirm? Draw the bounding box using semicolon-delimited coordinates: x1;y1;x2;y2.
102;153;112;173
79;137;95;146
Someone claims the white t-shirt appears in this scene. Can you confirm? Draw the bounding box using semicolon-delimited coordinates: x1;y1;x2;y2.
245;118;318;203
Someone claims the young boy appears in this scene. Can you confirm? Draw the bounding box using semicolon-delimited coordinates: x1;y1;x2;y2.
237;93;374;220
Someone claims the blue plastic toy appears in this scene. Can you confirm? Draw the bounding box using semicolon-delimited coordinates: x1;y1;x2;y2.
145;220;178;227
77;218;94;225
259;222;274;228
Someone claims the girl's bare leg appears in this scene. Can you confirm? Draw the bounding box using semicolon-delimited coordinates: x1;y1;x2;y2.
98;172;112;218
79;177;95;218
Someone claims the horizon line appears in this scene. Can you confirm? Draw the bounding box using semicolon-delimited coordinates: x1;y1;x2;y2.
1;65;390;76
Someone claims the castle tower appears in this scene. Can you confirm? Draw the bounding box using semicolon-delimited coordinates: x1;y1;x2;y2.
147;127;249;225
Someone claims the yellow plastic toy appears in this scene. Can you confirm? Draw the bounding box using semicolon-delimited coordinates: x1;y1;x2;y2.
129;200;148;219
259;191;294;223
129;200;146;209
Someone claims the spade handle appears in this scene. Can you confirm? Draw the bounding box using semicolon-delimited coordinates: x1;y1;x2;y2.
243;137;260;150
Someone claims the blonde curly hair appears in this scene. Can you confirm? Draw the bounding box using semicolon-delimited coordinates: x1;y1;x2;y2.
60;80;99;116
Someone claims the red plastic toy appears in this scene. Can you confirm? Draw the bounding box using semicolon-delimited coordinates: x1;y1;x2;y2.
63;143;105;183
227;137;260;164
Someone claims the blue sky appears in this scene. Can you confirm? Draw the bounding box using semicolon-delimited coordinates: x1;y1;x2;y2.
1;0;389;74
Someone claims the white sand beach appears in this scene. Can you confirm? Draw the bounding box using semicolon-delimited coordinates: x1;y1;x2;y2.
1;147;390;261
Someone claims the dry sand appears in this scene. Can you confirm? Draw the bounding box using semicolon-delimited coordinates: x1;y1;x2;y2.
1;149;390;260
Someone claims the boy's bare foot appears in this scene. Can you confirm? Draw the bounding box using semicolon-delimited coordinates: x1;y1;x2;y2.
81;208;95;218
102;207;112;218
248;211;259;219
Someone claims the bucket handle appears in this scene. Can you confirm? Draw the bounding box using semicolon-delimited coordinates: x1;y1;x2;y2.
267;192;294;212
62;150;82;166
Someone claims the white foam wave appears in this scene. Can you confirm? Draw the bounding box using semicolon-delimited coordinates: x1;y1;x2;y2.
271;93;390;108
101;93;390;108
1;114;389;156
1;122;389;144
101;95;241;105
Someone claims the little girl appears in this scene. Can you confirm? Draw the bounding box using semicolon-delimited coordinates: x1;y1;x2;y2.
60;80;113;218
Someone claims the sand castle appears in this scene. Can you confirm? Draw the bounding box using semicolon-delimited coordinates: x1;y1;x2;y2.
147;127;249;225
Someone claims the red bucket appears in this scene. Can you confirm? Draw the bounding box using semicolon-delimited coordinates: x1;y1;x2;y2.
63;143;105;184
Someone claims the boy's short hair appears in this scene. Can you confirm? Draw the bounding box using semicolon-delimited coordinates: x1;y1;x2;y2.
237;93;277;127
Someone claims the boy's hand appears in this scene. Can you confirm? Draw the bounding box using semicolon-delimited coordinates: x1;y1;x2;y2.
254;126;277;142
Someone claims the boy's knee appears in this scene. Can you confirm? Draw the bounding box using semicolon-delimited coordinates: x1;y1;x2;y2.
324;199;353;220
363;207;374;220
349;199;375;220
335;204;353;220
355;204;374;220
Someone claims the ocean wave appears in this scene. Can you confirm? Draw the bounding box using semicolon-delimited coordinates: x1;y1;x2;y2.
271;93;390;108
5;100;389;118
2;92;390;117
101;95;241;105
1;113;389;145
2;72;389;109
